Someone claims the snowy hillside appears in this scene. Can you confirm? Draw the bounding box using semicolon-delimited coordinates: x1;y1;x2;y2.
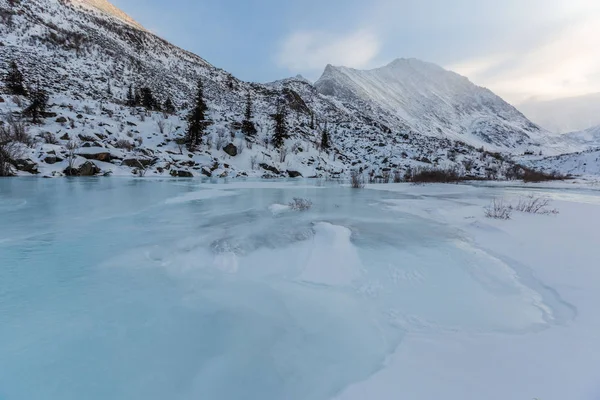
0;0;585;179
562;125;600;149
525;148;600;177
315;59;558;152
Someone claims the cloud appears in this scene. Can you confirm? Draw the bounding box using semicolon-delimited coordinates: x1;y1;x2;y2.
446;12;600;103
276;29;380;73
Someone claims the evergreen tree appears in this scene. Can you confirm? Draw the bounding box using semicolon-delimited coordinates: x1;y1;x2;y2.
126;84;135;107
321;123;330;150
271;101;289;149
241;92;257;139
23;82;49;124
107;80;112;96
4;61;27;96
140;87;156;110
163;96;176;114
310;112;315;130
186;79;209;150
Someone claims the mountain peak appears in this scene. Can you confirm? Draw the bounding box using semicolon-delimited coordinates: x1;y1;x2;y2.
315;58;545;150
68;0;144;30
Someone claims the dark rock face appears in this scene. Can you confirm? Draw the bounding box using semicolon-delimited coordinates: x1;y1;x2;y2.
43;155;57;164
170;170;194;177
259;163;280;175
64;161;101;176
13;159;39;174
201;167;212;177
121;158;155;168
223;143;238;157
287;170;302;178
77;149;113;162
78;161;101;176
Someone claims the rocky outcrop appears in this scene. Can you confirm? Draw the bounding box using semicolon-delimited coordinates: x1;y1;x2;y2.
13;159;39;174
223;143;238;157
260;163;280;175
170;170;194;177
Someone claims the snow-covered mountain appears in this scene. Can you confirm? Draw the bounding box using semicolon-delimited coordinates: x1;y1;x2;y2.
0;0;586;178
315;59;553;151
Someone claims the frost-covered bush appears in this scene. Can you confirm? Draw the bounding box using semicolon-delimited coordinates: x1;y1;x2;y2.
289;198;313;211
351;171;365;189
484;198;512;220
114;139;134;151
514;194;558;215
39;131;58;144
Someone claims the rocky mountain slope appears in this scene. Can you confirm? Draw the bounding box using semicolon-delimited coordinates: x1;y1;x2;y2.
315;59;561;152
0;0;578;179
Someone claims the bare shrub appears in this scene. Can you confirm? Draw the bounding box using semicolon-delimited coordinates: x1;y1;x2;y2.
250;155;258;170
393;170;402;183
65;140;79;173
156;119;165;134
484;198;512;220
0;125;24;176
381;170;391;183
350;171;365;189
514;194;558;215
406;167;463;184
4;115;33;146
279;147;288;163
83;105;94;115
114;139;134;151
40;131;59;144
215;128;227;150
522;168;568;183
289;198;312;211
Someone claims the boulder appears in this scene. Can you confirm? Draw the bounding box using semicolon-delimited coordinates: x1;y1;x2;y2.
259;163;280;175
78;150;112;162
287;170;302;178
13;159;39;174
43;155;57;164
170;170;194;178
60;133;70;140
121;158;156;168
55;116;68;123
223;143;238;157
78;161;101;176
201;167;212;177
0;96;4;103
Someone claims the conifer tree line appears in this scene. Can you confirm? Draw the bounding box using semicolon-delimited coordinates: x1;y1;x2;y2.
125;84;176;113
3;60;49;124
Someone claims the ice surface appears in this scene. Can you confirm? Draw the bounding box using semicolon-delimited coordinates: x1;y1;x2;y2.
0;179;597;400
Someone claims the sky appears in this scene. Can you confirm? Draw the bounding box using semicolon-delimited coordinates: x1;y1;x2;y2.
111;0;600;104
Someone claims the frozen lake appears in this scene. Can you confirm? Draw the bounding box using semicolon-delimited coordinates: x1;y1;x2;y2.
0;178;598;400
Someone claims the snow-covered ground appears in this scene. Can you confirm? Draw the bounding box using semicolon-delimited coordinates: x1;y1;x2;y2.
0;179;599;399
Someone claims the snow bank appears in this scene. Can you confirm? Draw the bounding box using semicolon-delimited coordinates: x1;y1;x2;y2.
298;222;361;286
